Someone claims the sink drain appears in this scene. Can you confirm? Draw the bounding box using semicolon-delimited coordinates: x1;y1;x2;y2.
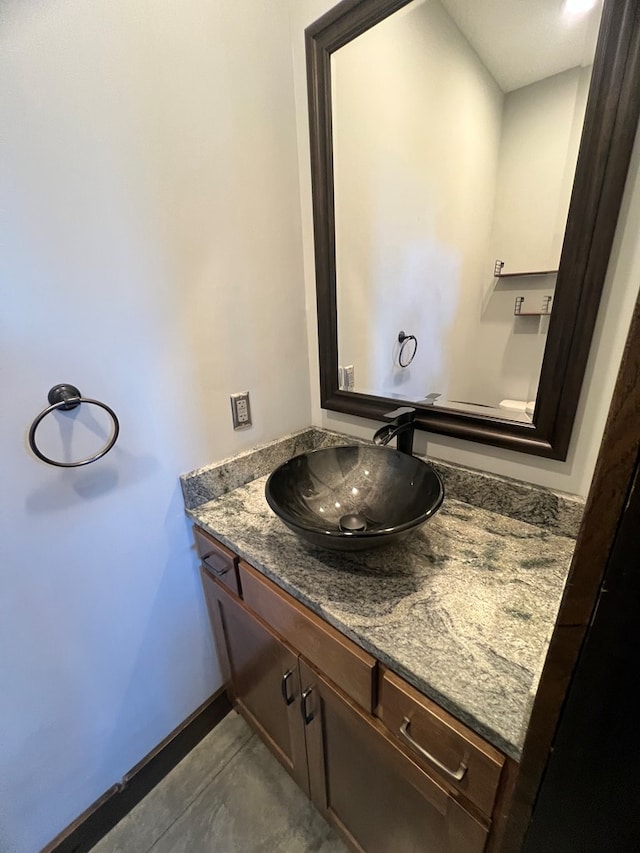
339;513;367;532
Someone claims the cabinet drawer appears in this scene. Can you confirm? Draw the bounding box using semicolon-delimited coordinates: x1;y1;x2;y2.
377;668;505;817
193;526;240;596
239;561;376;713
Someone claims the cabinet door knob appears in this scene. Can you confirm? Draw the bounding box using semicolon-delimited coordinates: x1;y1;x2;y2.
301;686;315;725
281;670;295;706
400;717;468;782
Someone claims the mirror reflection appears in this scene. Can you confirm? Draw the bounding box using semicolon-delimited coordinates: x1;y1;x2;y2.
333;0;603;422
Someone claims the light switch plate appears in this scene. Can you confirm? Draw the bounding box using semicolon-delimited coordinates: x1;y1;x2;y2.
230;392;252;429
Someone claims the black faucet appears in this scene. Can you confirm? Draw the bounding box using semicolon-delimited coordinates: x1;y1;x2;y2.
373;407;416;455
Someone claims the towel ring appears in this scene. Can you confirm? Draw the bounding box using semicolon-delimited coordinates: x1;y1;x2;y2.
28;384;120;468
398;331;418;368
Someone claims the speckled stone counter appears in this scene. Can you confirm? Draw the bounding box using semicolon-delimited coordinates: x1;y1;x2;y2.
182;430;580;761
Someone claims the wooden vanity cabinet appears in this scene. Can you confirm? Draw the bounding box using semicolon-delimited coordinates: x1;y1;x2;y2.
197;528;506;852
200;568;310;794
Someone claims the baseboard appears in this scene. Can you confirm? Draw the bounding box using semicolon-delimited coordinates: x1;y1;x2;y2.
42;688;232;853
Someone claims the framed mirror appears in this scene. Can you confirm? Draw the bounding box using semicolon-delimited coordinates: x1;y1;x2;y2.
306;0;640;459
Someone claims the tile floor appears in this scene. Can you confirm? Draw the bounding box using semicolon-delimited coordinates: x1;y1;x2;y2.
92;711;346;853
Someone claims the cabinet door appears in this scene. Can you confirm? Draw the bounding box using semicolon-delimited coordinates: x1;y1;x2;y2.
201;569;309;795
300;659;488;853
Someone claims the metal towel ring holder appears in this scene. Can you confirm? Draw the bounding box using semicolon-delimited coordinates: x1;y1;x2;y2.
28;384;120;468
398;331;418;368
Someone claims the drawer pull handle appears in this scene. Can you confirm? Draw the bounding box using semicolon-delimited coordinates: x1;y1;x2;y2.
400;717;468;782
281;670;295;706
201;552;229;575
301;686;315;725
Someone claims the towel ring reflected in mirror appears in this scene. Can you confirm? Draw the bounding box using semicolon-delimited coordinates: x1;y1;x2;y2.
398;332;418;368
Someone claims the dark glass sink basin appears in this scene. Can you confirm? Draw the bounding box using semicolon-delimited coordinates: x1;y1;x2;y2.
265;445;444;551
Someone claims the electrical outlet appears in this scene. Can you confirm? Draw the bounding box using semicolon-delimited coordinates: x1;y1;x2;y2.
230;392;252;430
345;365;355;391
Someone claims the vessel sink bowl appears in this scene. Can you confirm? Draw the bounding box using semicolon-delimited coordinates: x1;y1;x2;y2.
265;445;444;551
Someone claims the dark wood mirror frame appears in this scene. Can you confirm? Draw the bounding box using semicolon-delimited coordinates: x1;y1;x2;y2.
306;0;640;460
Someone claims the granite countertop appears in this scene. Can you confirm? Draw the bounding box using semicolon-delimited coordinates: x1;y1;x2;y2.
182;429;579;761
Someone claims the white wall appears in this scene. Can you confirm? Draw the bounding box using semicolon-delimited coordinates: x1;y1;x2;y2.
333;0;502;402
471;66;592;406
290;0;640;498
0;2;309;851
489;66;591;272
